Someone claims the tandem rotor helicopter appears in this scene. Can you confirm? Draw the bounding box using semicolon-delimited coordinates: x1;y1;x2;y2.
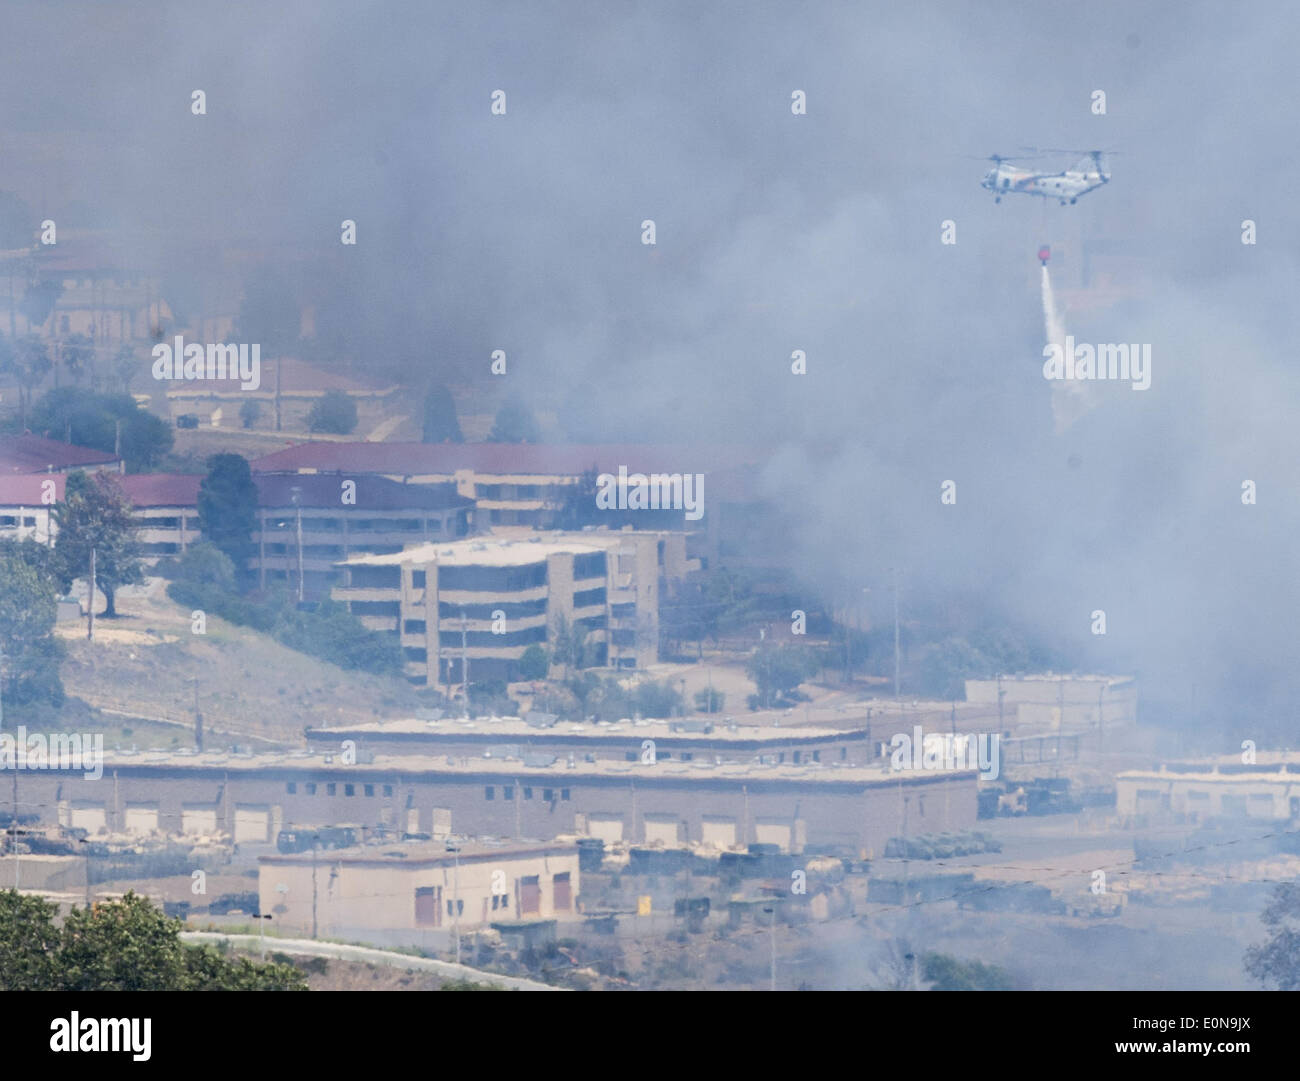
978;148;1116;205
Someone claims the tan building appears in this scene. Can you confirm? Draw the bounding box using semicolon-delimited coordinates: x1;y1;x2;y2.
252;442;758;533
964;674;1137;735
332;528;694;681
20;747;977;858
258;840;580;947
305;713;873;766
1117;753;1300;824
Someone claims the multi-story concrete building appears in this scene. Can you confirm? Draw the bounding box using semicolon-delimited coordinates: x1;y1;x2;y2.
332;528;693;682
251;473;473;596
305;714;873;766
1117;753;1300;824
252;441;757;533
89;472;473;595
0;233;171;343
23;748;978;857
258;840;581;946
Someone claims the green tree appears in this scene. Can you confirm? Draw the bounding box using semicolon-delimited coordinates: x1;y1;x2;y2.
53;471;144;618
197;453;258;577
0;891;307;991
19;279;62;333
108;343;139;394
29;386;172;471
175;540;237;591
518;643;550;681
422;383;463;443
57;332;94;386
1245;882;1300;990
0;547;65;709
239;398;262;429
632;680;684;719
694;688;725;713
490;394;540;443
921;952;1016;991
0;891;61;990
746;642;818;708
306;389;358;435
555;467;601;530
273;598;402;675
3;334;52;427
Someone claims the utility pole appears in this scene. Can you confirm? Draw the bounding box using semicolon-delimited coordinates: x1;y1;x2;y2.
193;677;204;752
892;567;900;700
1056;677;1065;775
460;611;469;719
290;487;304;604
450;842;462;965
311;838;318;939
87;547;96;641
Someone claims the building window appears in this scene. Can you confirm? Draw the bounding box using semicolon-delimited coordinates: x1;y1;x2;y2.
681;753;693;762
561;788;570;801
305;783;317;795
326;783;337;796
523;787;533;800
793;751;802;764
840;747;847;761
286;782;297;794
364;784;374;797
625;752;637;762
813;750;821;762
344;783;355;797
383;785;393;797
446;899;464;917
412;570;426;588
543;788;553;802
503;786;514;800
485;786;495;800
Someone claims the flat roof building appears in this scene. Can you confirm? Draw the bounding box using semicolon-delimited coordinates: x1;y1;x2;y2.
19;747;977;858
1117;752;1300;824
332;528;693;681
258;840;580;948
305;714;872;766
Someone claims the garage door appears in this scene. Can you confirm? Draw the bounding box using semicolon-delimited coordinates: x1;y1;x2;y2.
432;807;452;839
181;805;219;836
701;817;737;849
642;815;679;845
70;802;106;834
587;813;624;843
124;803;159;836
755;820;792;851
234;805;270;843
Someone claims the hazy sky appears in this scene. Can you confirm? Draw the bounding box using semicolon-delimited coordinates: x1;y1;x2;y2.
3;1;1298;736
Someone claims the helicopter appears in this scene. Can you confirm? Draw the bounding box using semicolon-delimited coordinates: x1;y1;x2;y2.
979;148;1113;205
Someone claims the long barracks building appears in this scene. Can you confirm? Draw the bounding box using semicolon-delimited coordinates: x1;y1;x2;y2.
13;749;977;857
305;715;874;767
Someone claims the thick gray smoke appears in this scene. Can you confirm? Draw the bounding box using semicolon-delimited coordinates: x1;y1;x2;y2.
4;1;1299;737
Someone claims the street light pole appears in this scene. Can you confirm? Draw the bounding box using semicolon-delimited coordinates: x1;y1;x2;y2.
763;906;777;990
447;841;461;965
290;487;304;604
